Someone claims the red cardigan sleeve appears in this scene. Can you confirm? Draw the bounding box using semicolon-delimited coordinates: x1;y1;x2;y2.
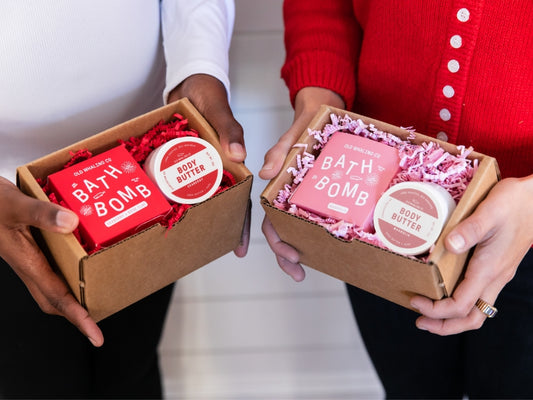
281;0;361;109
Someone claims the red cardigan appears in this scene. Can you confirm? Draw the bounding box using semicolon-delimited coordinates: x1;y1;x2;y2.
281;0;532;179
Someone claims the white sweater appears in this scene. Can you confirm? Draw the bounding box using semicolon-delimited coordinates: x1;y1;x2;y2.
0;0;234;182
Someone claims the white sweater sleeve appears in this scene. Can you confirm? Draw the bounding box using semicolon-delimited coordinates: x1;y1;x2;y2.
161;0;235;103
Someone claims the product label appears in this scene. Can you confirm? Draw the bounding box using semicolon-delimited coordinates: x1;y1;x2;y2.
159;140;220;201
375;191;439;249
48;146;171;250
289;132;400;231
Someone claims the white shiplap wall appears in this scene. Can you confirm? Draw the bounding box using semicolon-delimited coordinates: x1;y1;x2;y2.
159;1;384;399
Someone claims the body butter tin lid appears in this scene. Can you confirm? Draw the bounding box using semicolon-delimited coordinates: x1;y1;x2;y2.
144;137;223;204
373;181;456;256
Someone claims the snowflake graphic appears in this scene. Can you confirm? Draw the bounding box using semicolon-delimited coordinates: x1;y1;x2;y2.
79;204;93;216
365;173;379;186
121;161;137;174
332;170;343;180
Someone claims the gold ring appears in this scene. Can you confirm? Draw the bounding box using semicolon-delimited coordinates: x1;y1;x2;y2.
475;298;498;318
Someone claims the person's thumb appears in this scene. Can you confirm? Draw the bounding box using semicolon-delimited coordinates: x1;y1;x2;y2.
19;195;79;234
445;208;493;254
214;115;246;163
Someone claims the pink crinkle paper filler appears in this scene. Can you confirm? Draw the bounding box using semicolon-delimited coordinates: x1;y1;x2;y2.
274;113;478;257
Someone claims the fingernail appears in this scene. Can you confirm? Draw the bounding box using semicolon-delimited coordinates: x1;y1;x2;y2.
88;336;99;347
292;274;304;283
283;252;300;264
416;321;428;331
261;163;273;172
56;210;77;231
448;233;466;252
288;267;305;282
229;143;245;159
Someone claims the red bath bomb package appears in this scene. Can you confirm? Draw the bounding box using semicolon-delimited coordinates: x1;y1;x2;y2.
47;145;172;251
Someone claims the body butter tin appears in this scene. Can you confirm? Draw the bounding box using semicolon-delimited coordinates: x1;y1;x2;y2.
144;137;223;204
373;181;456;256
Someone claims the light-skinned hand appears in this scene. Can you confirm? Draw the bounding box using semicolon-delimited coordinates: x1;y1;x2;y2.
260;87;533;337
410;175;533;334
259;87;345;281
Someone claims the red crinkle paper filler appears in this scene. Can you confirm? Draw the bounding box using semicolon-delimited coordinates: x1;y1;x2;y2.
63;149;93;167
40;113;236;253
274;113;477;260
118;113;200;166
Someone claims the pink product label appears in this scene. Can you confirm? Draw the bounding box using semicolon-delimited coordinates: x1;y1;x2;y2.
160;141;220;200
289;132;400;231
375;219;428;249
389;188;438;218
375;190;439;250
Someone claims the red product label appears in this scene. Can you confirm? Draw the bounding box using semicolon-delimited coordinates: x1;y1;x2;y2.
289;132;400;231
48;146;171;250
159;140;220;201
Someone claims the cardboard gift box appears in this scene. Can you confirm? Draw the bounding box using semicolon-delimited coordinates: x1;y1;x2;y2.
17;98;253;322
261;105;500;311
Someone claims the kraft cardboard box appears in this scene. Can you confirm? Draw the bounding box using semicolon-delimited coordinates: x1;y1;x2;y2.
17;98;253;322
261;105;500;311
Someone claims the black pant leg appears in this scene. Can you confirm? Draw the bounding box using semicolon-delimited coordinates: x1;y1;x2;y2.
0;257;93;399
0;256;175;399
91;282;175;399
465;249;533;399
347;249;533;399
346;284;464;399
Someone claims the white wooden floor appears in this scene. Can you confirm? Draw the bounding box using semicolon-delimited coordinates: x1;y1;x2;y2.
159;1;384;398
